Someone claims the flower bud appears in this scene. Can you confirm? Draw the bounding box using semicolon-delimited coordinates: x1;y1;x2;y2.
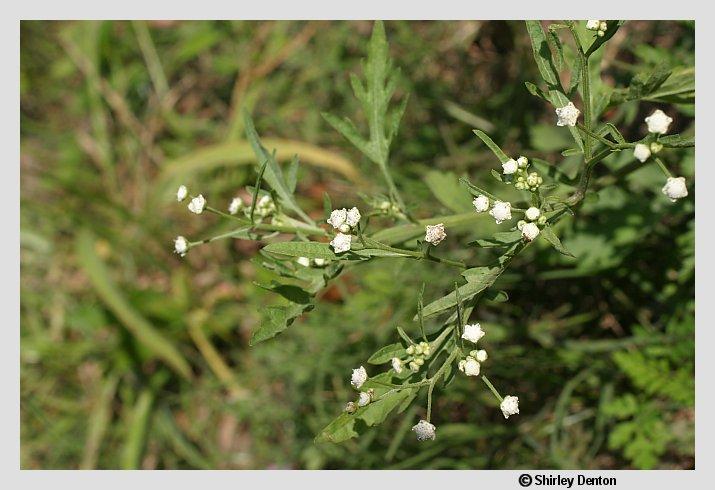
650;142;663;154
406;345;415;355
537;215;547;226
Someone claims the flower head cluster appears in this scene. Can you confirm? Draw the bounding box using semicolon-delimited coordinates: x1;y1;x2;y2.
586;20;608;37
555;102;580;127
188;194;206;214
459;324;487;377
345;367;374;410
424;223;446;246
404;341;431;372
328;207;361;253
473;195;490;213
412;419;436;441
633;143;651;163
297;256;328;268
351;366;367;389
517;206;544;241
228;197;243;215
177;185;188;202
500;395;520;419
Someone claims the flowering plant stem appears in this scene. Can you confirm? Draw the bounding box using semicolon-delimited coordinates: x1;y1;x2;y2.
480;375;503;403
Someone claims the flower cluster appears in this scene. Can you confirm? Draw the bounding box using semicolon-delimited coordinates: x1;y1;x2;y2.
517;206;546;241
503;155;544;192
328;207;361;253
412;419;436;441
586;20;608;37
227;193;276;218
500;395;520;419
402;341;432;373
632;110;688;202
344;366;375;411
459;324;487;377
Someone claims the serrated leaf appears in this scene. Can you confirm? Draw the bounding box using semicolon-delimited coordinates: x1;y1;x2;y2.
473;129;510;163
424;170;473;213
263;241;338;260
541;225;576;258
368;343;405;364
243;111;311;222
249;303;311;345
316;389;412;443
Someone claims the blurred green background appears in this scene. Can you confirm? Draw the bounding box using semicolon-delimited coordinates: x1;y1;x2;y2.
20;20;694;469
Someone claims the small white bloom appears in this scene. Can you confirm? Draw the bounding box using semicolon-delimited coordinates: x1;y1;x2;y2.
462;357;481;376
473;195;490;213
500;395;520;419
187;194;206;214
228;196;243;215
346;207;361;228
176;185;188;202
661;176;688;202
330;232;352;254
586;19;601;30
502;158;518;175
599;21;608;32
297;256;311;267
351;366;367;389
489;201;512;224
412;419;436;441
475;349;488;362
174;236;188;257
517;156;529;168
462;323;485;344
425;223;447;246
344;401;357;413
633;143;651;163
391;357;403;374
645;109;673;135
358;391;372;407
525;207;541;221
313;258;327;266
327;208;348;229
555;102;580;127
521;222;540;241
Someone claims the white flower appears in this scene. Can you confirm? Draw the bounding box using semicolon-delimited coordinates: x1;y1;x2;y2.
330;232;352;253
525;207;540;221
502;158;518;175
645;109;673;134
599;21;608;32
473;195;490;213
358;391;372;407
255;195;275;216
297;256;311;267
176;185;188;202
586;19;601;30
662;177;688;202
489;201;512;224
500;395;520;419
412;419;436;441
346;207;361;228
517;156;529;168
521;222;540;241
425;223;446;246
327;208;348;229
633;143;651;163
228;197;243;215
460;357;480;376
351;366;367;389
462;323;485;343
391;357;403;374
555;102;580;127
313;258;327;266
174;236;188;257
475;349;488;362
188;194;206;214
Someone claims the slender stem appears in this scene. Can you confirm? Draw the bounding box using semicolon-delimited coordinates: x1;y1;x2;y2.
481;375;503;403
426;349;459;422
205;207;328;237
654;157;673;178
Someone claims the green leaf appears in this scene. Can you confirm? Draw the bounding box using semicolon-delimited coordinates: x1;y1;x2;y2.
490;169;504;182
243;111;312;223
263;241;338;260
321;112;373;160
249;303;311;345
462;266;502;284
525;81;549;101
473;129;510;163
525;20;560;87
531;157;577;186
368;343;404;364
255;282;313;305
75;229;192;380
483;289;509;303
316;389;412;443
541;225;576;258
424;171;473;213
352;248;410;258
421;264;506;319
658;134;695;148
286;155;300;193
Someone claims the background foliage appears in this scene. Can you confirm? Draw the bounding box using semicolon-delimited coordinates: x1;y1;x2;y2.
20;20;694;469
